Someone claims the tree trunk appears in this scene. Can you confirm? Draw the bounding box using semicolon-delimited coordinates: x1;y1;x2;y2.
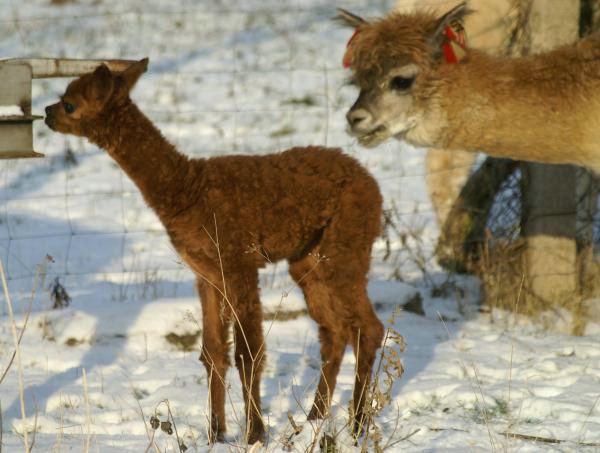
520;0;580;305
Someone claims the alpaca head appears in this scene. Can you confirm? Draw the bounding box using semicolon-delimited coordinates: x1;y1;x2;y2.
338;3;470;147
45;58;149;137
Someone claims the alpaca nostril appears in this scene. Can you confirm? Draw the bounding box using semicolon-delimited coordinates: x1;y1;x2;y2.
351;115;366;126
45;106;51;115
346;109;371;128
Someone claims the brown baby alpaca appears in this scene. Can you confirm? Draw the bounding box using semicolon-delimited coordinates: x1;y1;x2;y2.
340;3;600;172
45;59;385;444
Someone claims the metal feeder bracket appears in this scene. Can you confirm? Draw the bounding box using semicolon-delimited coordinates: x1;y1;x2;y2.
0;58;137;159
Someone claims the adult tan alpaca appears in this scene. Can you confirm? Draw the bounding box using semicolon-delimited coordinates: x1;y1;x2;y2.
394;0;516;228
340;3;600;172
45;59;384;444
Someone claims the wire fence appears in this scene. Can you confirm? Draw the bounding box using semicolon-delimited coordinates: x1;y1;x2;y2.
3;0;432;306
1;0;598;308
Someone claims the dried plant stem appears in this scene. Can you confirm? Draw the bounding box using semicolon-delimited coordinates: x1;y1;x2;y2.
437;312;498;452
29;396;38;452
163;400;184;453
501;430;600;446
360;329;391;452
54;393;65;451
0;262;44;385
0;259;30;452
136;404;160;453
82;368;92;452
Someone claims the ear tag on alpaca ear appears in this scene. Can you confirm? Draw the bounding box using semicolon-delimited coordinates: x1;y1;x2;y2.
442;19;467;64
343;28;360;68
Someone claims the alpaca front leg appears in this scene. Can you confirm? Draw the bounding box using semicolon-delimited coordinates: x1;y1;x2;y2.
197;279;231;443
234;309;265;444
228;273;265;444
200;348;228;443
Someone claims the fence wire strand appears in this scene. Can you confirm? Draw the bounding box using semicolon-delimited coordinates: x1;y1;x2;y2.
1;0;598;298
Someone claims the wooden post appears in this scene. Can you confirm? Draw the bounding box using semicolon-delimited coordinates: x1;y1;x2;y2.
521;0;580;305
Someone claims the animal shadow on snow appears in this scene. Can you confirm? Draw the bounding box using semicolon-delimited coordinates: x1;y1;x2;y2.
0;206;193;425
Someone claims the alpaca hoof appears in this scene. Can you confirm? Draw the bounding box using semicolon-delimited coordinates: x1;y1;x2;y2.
247;427;266;445
208;429;226;444
307;404;328;420
351;416;366;438
307;410;322;421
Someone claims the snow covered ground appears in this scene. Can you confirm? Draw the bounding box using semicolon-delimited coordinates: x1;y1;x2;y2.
0;0;599;451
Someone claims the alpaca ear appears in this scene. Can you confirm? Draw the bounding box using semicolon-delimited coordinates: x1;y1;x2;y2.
90;64;115;104
120;58;149;93
429;2;473;48
335;8;367;28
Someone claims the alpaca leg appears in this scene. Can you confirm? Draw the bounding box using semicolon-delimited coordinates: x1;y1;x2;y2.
289;257;346;421
291;241;383;432
290;176;382;428
197;278;231;443
350;297;384;436
230;269;266;444
308;326;346;420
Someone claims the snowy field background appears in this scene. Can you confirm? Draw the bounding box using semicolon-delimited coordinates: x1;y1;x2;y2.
0;0;599;451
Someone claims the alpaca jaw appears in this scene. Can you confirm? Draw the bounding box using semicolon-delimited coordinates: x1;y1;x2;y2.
347;103;418;148
349;121;413;148
349;123;389;147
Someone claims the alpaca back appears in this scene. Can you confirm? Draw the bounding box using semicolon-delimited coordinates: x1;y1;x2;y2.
166;147;382;267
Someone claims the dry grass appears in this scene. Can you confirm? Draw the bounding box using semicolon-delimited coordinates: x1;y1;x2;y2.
477;233;600;334
0;259;31;453
164;331;201;352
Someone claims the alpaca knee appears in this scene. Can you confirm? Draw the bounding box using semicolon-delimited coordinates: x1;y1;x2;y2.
359;317;384;349
200;344;230;373
371;318;385;350
365;320;385;363
234;346;265;375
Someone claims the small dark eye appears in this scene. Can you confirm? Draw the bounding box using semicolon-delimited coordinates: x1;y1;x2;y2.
64;103;76;114
389;76;415;91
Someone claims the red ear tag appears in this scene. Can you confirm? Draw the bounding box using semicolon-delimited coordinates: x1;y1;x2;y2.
343;28;360;68
442;20;467;64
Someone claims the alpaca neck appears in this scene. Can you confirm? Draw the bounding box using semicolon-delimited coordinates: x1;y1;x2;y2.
409;50;599;168
88;101;196;216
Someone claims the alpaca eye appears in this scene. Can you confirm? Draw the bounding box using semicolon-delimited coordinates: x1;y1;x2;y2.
64;103;76;114
389;76;415;91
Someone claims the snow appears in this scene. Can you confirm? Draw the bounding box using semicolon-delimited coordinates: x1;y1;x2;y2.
0;0;599;451
0;105;23;116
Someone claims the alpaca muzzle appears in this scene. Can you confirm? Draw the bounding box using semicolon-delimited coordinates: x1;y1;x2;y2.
44;105;57;129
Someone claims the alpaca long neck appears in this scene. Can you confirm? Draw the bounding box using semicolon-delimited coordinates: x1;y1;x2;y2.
89;101;195;216
415;48;600;170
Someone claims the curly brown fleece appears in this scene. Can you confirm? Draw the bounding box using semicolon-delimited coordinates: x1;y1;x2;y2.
45;59;385;444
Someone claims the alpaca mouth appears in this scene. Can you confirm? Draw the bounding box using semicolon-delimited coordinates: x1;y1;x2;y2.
44;115;56;130
356;125;389;148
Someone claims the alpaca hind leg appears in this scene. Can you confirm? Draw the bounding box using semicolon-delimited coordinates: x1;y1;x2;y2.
197;278;231;443
294;251;383;434
308;326;346;420
350;299;384;436
289;256;346;420
291;177;383;427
